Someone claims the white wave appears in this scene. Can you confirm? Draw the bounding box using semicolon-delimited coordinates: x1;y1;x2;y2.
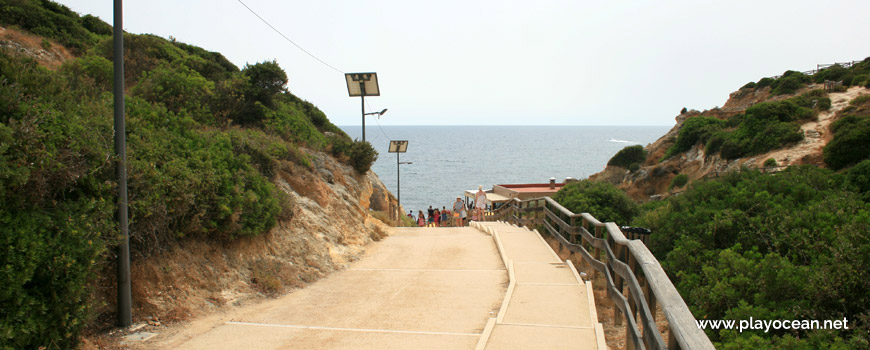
608;138;639;144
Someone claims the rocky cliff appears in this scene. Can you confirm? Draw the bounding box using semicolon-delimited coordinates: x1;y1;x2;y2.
92;150;399;332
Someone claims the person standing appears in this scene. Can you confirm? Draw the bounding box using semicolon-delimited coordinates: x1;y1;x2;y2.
474;185;487;222
453;197;464;227
433;208;441;227
417;210;426;227
440;206;448;227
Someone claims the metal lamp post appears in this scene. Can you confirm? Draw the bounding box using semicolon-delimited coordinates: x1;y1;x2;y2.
113;0;132;327
345;73;381;143
389;140;409;223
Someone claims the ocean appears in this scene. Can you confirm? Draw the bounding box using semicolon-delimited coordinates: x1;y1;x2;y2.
339;125;671;215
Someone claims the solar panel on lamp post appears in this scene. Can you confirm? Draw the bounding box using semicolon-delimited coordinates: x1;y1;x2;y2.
345;73;381;143
389;140;409;223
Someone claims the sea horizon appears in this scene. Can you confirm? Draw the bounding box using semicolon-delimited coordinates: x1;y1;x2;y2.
339;125;670;215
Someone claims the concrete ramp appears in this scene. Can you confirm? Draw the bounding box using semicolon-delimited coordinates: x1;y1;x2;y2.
139;224;603;349
472;221;606;350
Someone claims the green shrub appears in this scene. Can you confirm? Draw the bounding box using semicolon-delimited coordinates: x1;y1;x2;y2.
661;116;726;160
772;75;804;95
845;160;870;201
813;64;850;84
551;180;639;224
790;89;831;111
634;167;869;346
741;81;756;89
670;173;689;189
713;100;810;159
131;63;215;123
764;158;778;167
81;14;111;36
628;163;641;172
0;50;116;350
756;77;775;89
704;131;727;155
824;115;870;170
607;145;647;168
0;0;104;53
348;140;378;174
60;54;114;92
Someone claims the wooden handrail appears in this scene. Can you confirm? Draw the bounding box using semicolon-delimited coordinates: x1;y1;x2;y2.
486;197;714;350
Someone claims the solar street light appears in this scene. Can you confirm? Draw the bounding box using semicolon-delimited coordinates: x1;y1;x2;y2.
389;140;409;221
345;72;380;143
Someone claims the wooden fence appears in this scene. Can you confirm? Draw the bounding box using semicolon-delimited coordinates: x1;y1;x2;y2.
487;197;714;350
769;60;862;79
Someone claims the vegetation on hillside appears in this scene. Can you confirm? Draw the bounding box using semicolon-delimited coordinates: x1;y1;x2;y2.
0;1;377;348
824;95;870;170
661;90;831;161
554;166;870;349
607;145;647;171
741;58;870;94
635;167;869;348
551;180;639;224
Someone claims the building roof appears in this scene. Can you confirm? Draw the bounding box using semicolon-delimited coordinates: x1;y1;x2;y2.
496;183;565;193
463;190;512;203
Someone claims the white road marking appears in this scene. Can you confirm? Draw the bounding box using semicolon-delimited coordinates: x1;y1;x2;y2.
498;322;595;330
226;321;481;337
351;268;505;272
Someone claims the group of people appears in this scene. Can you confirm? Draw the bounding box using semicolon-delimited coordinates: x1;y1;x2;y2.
408;186;488;227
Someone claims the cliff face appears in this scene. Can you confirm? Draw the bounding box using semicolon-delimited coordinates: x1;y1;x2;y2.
590;84;870;200
99;150;398;326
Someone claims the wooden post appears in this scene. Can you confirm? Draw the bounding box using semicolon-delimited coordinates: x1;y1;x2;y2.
669;328;680;350
627;254;638;323
626;323;636;350
594;225;602;262
569;216;577;244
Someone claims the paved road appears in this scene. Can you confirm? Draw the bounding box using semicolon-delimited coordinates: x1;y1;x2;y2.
144;227;507;350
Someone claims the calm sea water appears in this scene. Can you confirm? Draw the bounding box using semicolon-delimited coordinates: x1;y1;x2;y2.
339;125;670;215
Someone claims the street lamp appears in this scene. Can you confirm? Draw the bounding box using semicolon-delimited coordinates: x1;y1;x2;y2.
365;108;388;118
345;72;380;143
389;140;409;223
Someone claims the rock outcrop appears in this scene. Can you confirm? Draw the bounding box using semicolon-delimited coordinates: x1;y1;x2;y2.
590;85;870;200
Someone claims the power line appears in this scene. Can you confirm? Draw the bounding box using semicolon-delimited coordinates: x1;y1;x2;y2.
235;0;344;74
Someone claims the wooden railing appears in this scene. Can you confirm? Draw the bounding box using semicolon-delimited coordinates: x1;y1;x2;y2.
769;60;863;79
487;197;714;350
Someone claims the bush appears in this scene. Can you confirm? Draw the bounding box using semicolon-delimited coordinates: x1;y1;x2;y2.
628;163;641;172
131;63;215;123
670;173;689;189
741;81;756;89
790;89;831;111
772;75;804;95
713;100;809;159
813;64;850;84
551;180;639;224
348;140;378;174
634;167;870;346
756;77;775;89
0;0;105;53
824;115;870;170
845;160;870;201
607;145;647;168
764;158;778;167
661;116;726;160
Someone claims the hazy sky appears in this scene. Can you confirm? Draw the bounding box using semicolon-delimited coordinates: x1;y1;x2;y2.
56;0;869;126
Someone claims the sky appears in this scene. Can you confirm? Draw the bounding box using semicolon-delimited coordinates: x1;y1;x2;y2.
55;0;870;126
